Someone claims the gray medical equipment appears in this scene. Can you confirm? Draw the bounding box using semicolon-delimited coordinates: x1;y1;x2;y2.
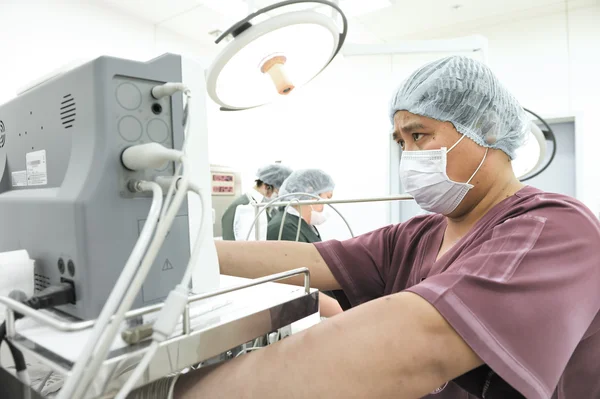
0;54;190;320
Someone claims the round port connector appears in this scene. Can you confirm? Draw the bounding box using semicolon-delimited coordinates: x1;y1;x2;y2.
67;260;75;277
151;103;163;115
58;258;65;274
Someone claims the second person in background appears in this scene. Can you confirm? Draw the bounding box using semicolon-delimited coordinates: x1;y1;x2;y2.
221;163;293;241
267;169;342;317
266;168;335;243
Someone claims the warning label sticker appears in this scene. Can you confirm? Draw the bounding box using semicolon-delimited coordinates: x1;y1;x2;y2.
11;170;27;187
26;150;48;186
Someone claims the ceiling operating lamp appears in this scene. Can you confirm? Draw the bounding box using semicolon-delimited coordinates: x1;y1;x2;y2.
512;108;557;181
205;0;348;111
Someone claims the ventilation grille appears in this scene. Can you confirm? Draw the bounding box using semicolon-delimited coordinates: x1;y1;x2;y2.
34;273;50;292
60;94;76;129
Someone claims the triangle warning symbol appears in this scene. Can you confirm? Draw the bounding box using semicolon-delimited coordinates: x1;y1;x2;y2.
162;259;174;271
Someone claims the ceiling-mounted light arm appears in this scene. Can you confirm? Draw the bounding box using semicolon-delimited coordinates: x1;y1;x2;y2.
215;0;348;50
519;107;557;182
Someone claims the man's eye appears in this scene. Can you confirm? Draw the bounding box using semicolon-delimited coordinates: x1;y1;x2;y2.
398;140;405;149
412;133;424;141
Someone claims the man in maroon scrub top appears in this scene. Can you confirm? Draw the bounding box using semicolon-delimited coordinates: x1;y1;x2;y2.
131;56;600;399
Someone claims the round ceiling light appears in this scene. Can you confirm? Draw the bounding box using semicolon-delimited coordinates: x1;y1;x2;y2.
206;0;348;111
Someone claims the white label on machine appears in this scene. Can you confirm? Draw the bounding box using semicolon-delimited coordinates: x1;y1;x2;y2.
26;150;48;186
11;170;27;187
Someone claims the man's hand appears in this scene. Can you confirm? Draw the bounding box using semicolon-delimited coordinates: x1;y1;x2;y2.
175;291;483;398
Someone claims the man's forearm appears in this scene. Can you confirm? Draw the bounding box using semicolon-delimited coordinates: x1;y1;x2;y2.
174;292;482;399
216;240;341;290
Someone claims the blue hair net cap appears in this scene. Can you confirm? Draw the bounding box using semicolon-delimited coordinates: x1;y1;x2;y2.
389;56;529;159
256;164;293;189
279;169;335;201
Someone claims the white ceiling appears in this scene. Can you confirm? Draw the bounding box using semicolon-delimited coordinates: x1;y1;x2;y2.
98;0;580;48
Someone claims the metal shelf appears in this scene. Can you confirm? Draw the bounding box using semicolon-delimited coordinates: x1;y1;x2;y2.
1;268;318;398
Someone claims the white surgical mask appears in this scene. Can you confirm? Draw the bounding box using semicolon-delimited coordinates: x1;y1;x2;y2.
310;206;329;226
399;135;487;215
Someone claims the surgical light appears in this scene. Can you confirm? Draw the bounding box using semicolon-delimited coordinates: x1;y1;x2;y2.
205;0;348;111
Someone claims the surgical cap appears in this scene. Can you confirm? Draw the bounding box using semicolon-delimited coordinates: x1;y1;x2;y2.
256;164;293;189
388;56;529;159
279;169;335;201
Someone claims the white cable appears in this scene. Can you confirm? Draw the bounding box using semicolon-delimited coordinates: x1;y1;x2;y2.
181;182;205;286
17;369;31;386
63;83;192;399
151;83;188;99
116;179;205;399
235;346;263;358
70;157;191;399
161;90;191;222
121;143;181;171
115;341;159;399
57;181;163;399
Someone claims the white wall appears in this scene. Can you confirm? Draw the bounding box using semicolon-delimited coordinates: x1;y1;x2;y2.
0;0;215;105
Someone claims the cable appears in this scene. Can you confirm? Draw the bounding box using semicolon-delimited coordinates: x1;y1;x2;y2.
0;290;28;376
36;371;53;392
115;341;159;399
116;178;206;399
180;182;206;286
63;83;192;399
161;90;191;223
57;181;164;399
235;346;263;358
72;157;189;399
0;284;75;384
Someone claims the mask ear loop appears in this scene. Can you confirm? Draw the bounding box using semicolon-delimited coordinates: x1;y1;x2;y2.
447;134;468;153
466;147;489;185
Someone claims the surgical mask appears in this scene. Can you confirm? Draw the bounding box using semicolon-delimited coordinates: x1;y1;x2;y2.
399;135;487;215
310;206;329;226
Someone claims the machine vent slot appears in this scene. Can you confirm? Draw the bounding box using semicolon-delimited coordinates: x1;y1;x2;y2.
34;273;51;292
60;94;76;129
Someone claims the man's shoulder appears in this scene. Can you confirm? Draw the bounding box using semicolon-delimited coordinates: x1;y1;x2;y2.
500;187;596;223
486;187;600;242
397;213;445;231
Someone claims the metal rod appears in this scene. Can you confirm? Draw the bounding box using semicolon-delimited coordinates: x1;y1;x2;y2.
254;194;414;208
183;305;190;335
5;308;15;338
254;200;261;241
0;268;311;334
186;267;311;302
